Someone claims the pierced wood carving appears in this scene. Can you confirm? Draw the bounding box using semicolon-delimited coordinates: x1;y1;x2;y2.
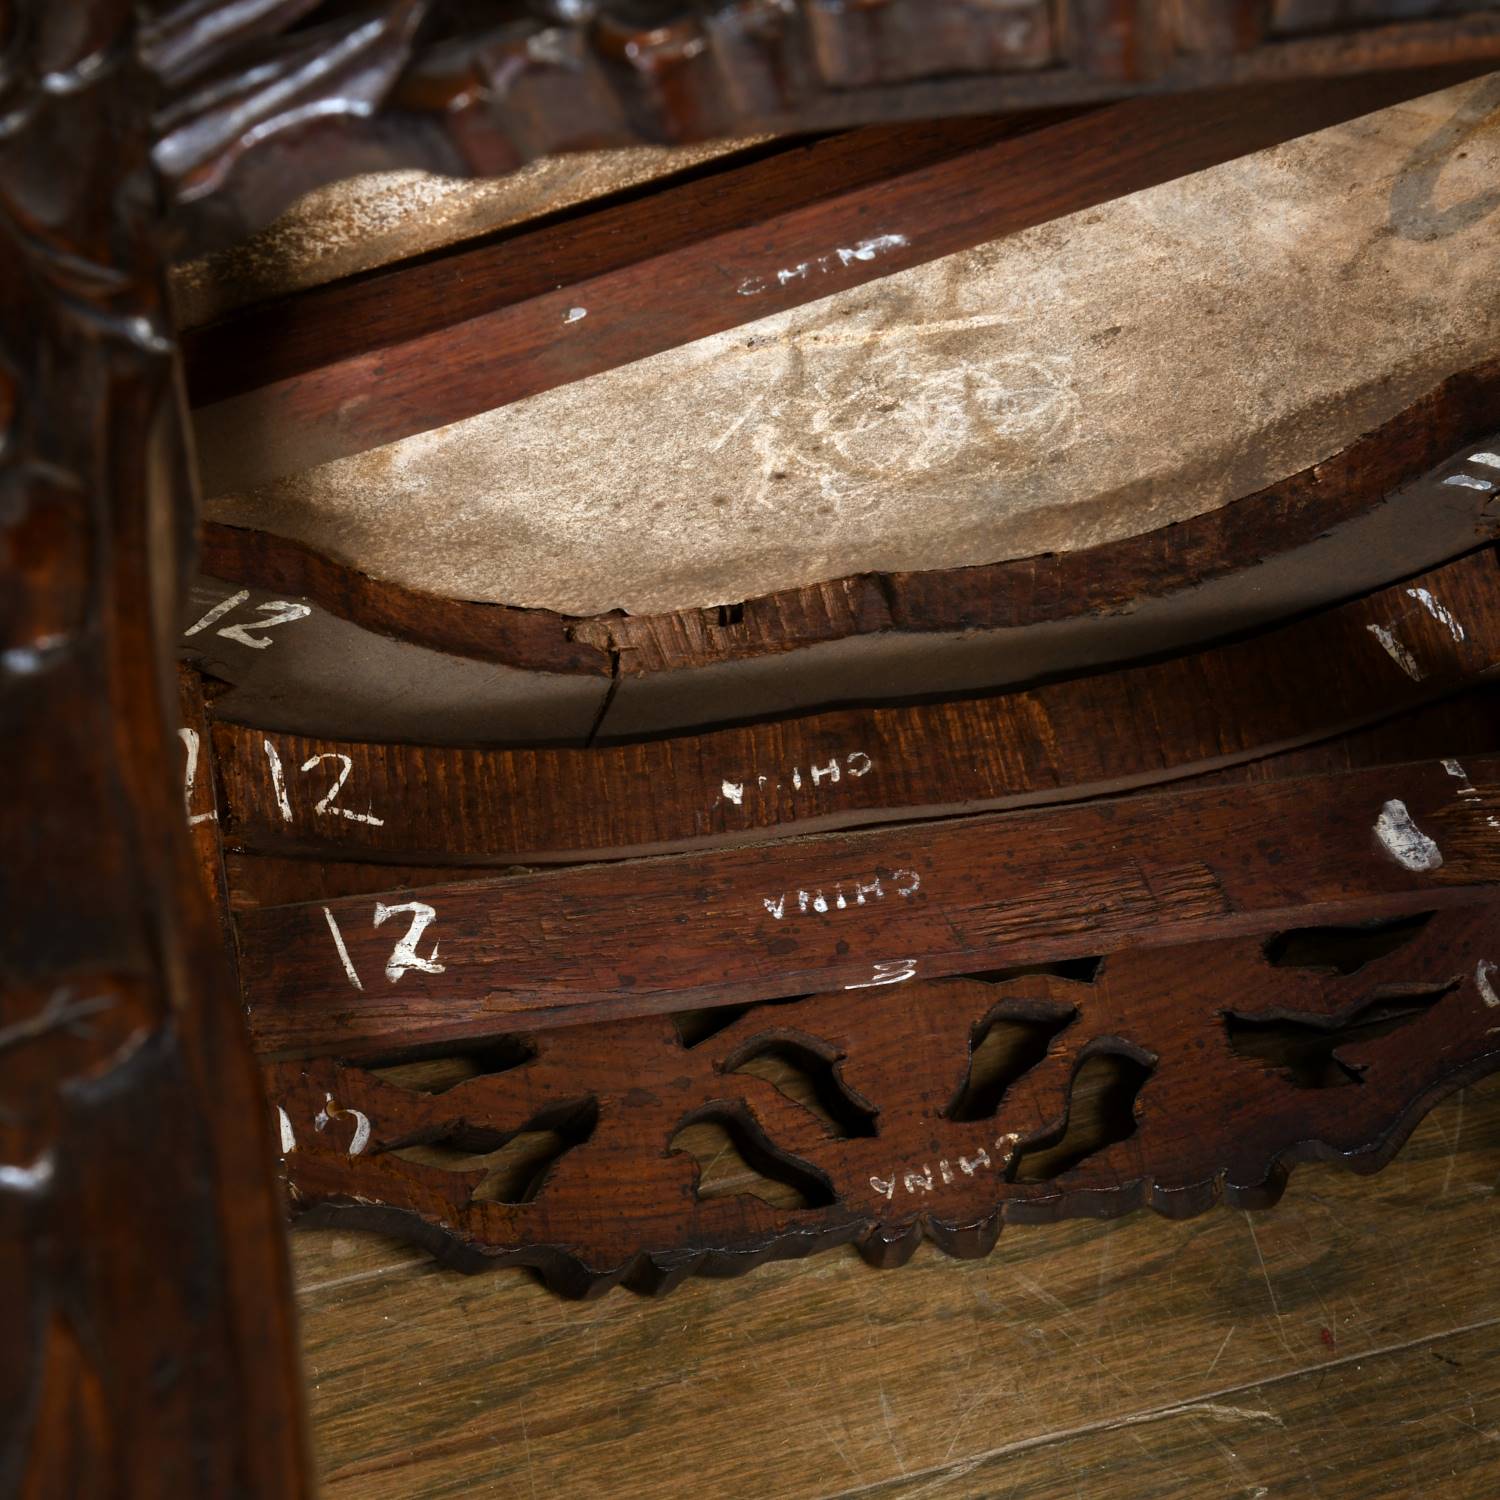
269;905;1500;1295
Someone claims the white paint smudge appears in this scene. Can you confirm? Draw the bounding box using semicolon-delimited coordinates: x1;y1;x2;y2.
1476;959;1500;1008
1470;451;1500;469
277;1106;297;1154
264;738;293;821
323;905;364;990
0;1151;55;1194
1444;473;1495;491
564;307;587;323
1443;759;1482;799
314;1093;372;1155
178;726;217;826
184;588;248;636
721;780;744;805
737;233;910;296
1366;623;1424;681
1374;799;1443;872
1406;587;1465;641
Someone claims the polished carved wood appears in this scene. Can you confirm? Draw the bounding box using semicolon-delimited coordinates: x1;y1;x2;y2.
148;2;1500;251
269;905;1500;1296
0;3;311;1492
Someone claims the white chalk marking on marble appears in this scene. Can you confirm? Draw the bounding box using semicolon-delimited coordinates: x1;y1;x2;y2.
1406;587;1465;641
564;307;587;323
1470;452;1500;469
323;905;363;990
1444;474;1495;492
184;588;248;636
263;738;293;821
1476;960;1500;1009
1374;799;1443;872
277;1106;297;1154
1366;623;1424;681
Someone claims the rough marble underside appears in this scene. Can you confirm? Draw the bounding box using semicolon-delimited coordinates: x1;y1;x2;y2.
201;76;1500;618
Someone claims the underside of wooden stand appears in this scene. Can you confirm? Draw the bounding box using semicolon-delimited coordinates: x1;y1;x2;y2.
7;2;1500;1490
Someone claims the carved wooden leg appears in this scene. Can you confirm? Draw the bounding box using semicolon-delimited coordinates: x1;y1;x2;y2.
0;7;309;1492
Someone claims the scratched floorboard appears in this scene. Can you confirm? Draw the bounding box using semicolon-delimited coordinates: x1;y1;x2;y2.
294;1077;1500;1499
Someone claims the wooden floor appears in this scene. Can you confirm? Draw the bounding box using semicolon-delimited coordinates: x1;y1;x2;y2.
294;1076;1500;1498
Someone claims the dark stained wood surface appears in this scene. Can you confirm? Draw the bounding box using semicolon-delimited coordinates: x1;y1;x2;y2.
239;756;1500;1054
154;2;1500;254
291;1076;1500;1497
271;906;1500;1293
187;66;1495;494
214;549;1500;865
0;7;312;1492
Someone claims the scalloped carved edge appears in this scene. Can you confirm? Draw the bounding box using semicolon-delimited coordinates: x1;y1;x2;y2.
147;2;1500;247
270;915;1500;1298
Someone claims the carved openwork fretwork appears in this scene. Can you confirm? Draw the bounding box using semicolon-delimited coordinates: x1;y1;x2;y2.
269;905;1500;1295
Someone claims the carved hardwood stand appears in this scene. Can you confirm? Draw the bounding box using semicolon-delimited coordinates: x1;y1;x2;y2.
6;2;1500;1492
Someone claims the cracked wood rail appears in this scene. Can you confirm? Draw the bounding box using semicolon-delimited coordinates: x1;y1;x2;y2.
214;549;1500;865
188;390;1500;743
239;756;1500;1056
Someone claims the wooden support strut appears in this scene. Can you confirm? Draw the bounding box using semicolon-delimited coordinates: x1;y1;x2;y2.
185;64;1494;496
213;548;1500;865
239;755;1500;1055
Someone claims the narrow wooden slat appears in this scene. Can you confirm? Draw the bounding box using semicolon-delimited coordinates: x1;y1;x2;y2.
240;755;1500;1055
214;549;1500;865
188;66;1487;494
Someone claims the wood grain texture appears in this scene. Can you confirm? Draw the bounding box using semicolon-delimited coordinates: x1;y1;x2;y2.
239;756;1500;1053
187;65;1495;493
0;7;311;1492
270;905;1500;1292
292;1076;1500;1498
214;549;1500;865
